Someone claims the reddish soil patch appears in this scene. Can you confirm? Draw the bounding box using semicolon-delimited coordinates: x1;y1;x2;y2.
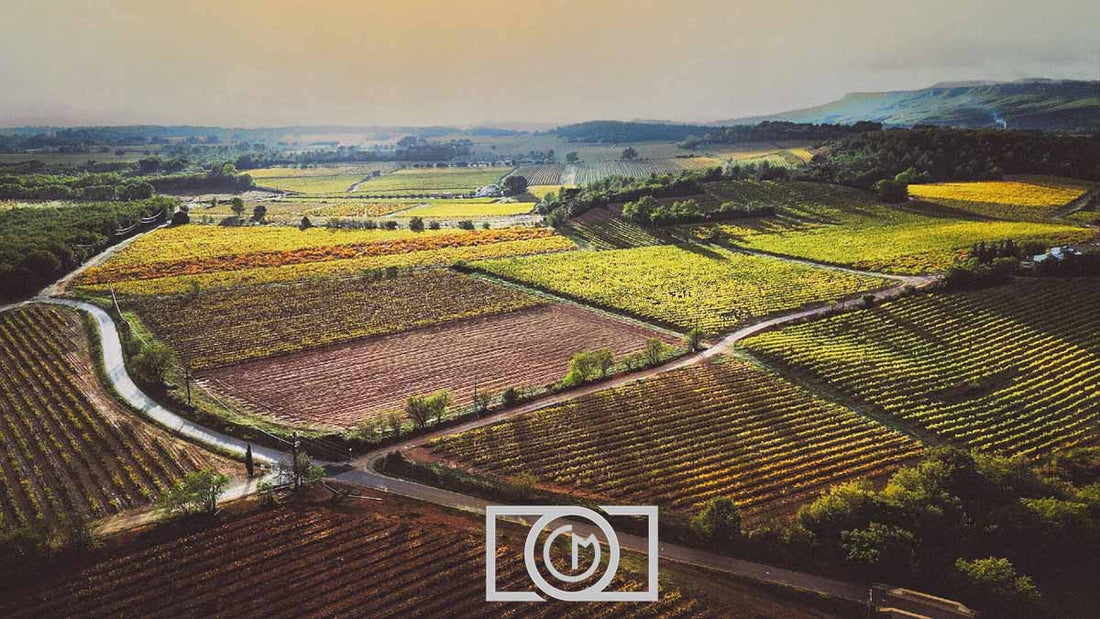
197;304;678;429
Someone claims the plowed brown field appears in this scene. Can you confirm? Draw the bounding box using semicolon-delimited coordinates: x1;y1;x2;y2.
197;304;678;429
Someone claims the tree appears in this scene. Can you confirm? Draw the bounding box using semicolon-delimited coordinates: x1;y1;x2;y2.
409;216;425;232
251;204;267;223
840;522;917;578
621;195;658;225
953;557;1040;617
691;496;741;548
300;215;313;230
874;179;909;203
279;450;324;492
592;347;614;378
132;341;172;386
566;151;580;164
502;386;521;407
158;469;228;515
427;390;452;426
230;196;245;218
684;327;705;352
644;338;668;366
473;389;493;414
171;210;190;225
405;395;432;430
621;147;638;161
245;443;255;478
503;175;528;196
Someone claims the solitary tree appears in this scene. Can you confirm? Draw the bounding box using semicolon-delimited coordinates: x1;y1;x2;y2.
245;443;255;478
566;151;580;164
690;496;741;548
503;175;528;196
230;196;245;219
621;147;638;161
132;341;173;386
405;395;432;430
644;338;667;366
409;216;425;232
251;204;267;223
684;327;705;353
158;469;229;515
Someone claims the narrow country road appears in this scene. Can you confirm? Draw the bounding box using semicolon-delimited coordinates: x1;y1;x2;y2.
3;226;939;604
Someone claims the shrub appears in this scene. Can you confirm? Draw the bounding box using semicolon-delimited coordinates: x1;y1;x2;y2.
644;337;668;366
691;496;741;548
132;340;173;386
171;210;190;225
158;469;229;515
409;216;425;232
952;557;1040;618
299;215;313;230
874;179;909;203
383;220;399;230
428;220;441;230
502;386;521;407
684;327;705;352
458;220;475;230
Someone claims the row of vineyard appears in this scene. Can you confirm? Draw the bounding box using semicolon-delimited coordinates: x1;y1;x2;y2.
129;269;546;370
514;164;564;185
475;245;888;334
1;502;704;617
565;206;667;249
78;226;576;295
0;305;222;531
428;356;923;517
742;279;1100;457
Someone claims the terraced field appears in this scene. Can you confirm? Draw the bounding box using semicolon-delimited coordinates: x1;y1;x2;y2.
566;206;667;249
742;279;1100;457
197;304;678;429
0;305;231;531
428;357;922;517
352;166;512;195
684;181;1094;274
908;176;1093;220
0;496;717;618
76;225;576;295
475;245;888;333
128;270;546;370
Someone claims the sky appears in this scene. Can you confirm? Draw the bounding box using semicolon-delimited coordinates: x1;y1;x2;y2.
2;0;1098;128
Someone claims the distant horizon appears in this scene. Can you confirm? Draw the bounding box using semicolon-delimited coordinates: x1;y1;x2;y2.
2;76;1096;132
4;1;1097;128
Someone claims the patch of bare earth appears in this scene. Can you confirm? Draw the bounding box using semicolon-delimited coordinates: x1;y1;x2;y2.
196;304;677;429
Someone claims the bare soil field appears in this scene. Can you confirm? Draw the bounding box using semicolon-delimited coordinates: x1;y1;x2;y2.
197;304;678;429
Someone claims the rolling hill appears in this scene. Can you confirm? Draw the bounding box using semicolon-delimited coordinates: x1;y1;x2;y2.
719;79;1099;131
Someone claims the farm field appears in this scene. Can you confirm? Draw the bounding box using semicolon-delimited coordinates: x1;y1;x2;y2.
427;356;922;518
199;198;419;221
0;492;743;618
197;303;679;429
475;245;889;333
0;305;232;531
247;164;397;195
75;225;576;295
400;199;536;218
566;206;667;249
908;175;1093;220
681;181;1094;274
742;279;1100;457
352;166;512;195
128;270;546;370
513;164;565;185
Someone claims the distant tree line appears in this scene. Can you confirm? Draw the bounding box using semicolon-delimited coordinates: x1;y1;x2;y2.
0;197;173;299
807;126;1100;188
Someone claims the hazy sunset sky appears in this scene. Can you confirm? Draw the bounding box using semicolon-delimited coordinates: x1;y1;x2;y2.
2;0;1097;127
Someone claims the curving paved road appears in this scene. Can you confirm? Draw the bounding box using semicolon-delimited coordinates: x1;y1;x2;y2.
42;298;290;467
7;230;939;604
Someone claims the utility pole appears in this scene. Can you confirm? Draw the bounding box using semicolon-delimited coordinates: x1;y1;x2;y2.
185;361;192;407
291;433;301;491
